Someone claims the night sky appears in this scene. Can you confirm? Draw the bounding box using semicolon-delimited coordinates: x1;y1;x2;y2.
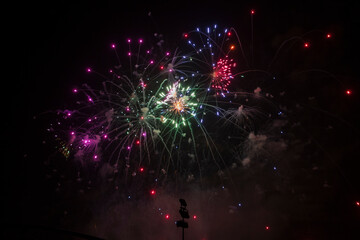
5;0;360;239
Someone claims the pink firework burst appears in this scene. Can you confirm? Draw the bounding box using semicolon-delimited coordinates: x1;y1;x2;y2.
211;56;236;94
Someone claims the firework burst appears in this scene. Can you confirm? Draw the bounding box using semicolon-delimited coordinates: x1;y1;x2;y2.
47;25;275;187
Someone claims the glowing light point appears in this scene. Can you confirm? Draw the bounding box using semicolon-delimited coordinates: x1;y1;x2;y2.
251;9;255;15
193;215;197;219
140;167;144;172
73;88;78;93
227;31;232;36
326;33;332;38
166;52;170;56
111;44;115;48
230;45;235;50
87;68;91;72
165;214;170;219
304;42;310;48
127;39;131;43
184;33;188;38
70;131;75;135
150;189;156;195
265;226;270;230
136;140;140;145
346;89;352;95
139;39;143;43
356;201;360;206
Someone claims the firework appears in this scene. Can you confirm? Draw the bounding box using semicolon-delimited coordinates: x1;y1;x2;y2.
156;81;198;128
211;56;236;94
182;26;244;96
48;25;273;186
50;36;187;172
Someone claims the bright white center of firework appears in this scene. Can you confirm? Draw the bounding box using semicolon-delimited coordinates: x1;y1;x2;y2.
173;99;185;113
161;82;194;116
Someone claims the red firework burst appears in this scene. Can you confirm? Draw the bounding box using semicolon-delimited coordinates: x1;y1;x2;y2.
211;56;236;94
